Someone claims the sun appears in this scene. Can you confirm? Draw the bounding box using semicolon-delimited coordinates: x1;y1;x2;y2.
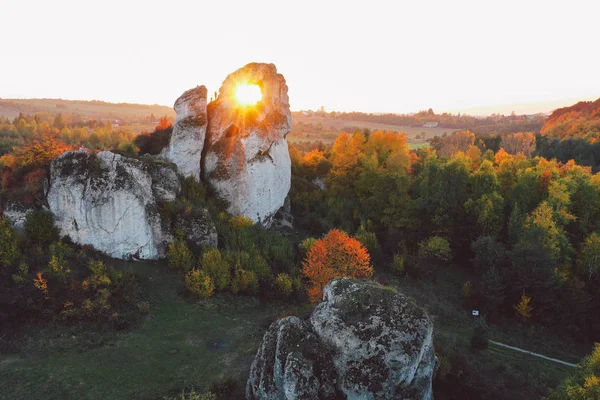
235;83;262;107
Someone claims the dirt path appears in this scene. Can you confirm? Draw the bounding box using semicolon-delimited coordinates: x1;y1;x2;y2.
490;340;579;368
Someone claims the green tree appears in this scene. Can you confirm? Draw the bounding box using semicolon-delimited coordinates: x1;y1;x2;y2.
579;232;600;282
0;217;19;268
547;343;600;399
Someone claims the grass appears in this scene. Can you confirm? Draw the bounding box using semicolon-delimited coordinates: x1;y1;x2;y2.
384;266;586;398
0;261;292;400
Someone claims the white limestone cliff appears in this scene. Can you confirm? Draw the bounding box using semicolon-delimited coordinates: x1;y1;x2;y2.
48;151;177;259
165;85;208;180
203;63;292;227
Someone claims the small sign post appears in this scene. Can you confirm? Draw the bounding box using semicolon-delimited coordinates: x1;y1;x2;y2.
472;310;479;317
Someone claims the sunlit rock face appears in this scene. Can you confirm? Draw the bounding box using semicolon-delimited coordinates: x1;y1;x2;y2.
48;150;179;259
247;278;436;400
203;63;292;227
166;85;208;180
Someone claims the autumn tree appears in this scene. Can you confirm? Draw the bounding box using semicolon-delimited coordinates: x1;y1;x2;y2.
156;116;173;131
500;132;536;156
437;130;475;158
514;295;533;320
302;229;372;302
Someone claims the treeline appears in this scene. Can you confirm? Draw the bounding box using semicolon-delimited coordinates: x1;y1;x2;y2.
541;98;600;142
299;108;546;134
290;129;600;342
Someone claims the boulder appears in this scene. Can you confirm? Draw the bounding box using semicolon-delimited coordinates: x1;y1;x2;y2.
2;202;35;232
246;316;338;400
247;279;436;400
47;150;179;259
203;63;292;227
165;85;208;180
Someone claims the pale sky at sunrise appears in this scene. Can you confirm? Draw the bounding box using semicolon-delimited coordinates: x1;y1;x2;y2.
1;0;599;114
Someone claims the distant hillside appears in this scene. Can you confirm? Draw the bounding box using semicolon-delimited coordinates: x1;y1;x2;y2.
0;98;175;121
541;98;600;141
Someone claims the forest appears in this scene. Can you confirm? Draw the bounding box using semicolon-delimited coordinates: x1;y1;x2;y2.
2;100;600;399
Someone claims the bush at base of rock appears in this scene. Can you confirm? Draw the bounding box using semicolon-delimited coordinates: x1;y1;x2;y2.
24;210;59;245
392;254;405;276
167;239;194;272
185;269;214;299
274;273;293;298
231;269;258;295
200;247;230;291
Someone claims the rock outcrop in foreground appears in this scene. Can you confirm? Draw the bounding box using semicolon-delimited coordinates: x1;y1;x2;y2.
48;150;216;259
165;85;208;180
247;278;436;400
203;63;292;227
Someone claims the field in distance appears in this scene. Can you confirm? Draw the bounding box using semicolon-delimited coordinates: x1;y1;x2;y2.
290;113;460;146
0;98;175;122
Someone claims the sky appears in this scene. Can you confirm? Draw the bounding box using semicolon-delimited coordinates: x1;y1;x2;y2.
1;0;599;115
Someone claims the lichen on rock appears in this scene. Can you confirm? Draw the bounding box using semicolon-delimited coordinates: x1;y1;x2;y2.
247;278;436;400
48;150;180;259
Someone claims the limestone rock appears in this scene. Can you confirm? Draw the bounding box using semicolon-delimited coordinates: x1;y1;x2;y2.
174;209;218;249
166;85;208;180
311;279;436;400
47;150;180;259
203;63;292;227
270;196;294;236
2;202;35;232
246;316;338;400
247;279;436;400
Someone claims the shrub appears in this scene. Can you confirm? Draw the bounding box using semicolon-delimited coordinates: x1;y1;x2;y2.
25;210;58;244
298;237;317;257
200;247;230;291
185;269;215;298
180;176;206;205
12;262;29;284
116;141;139;157
354;225;379;254
88;260;112;288
462;280;472;298
167;239;194;272
418;236;451;264
0;217;19;268
391;254;405;276
47;241;70;278
231;269;258;295
274;273;293;298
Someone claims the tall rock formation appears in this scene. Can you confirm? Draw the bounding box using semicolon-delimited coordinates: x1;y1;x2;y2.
47;150;216;259
247;278;437;400
165;85;208;180
203;63;292;227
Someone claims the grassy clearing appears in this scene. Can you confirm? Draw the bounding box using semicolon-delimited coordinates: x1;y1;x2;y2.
0;261;294;400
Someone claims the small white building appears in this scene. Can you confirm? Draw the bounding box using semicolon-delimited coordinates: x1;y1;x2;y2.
423;122;439;128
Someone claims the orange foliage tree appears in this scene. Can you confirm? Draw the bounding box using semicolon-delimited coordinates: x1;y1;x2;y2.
156;116;173;131
302;229;373;302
